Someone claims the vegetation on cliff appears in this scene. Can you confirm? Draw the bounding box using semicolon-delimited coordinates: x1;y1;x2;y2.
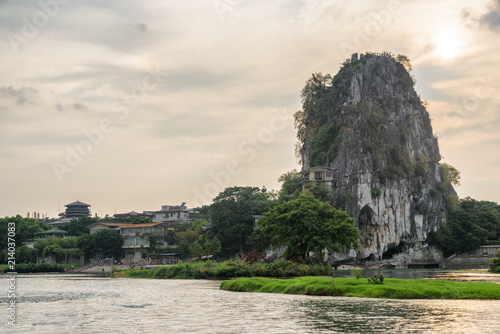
294;52;419;180
220;276;500;299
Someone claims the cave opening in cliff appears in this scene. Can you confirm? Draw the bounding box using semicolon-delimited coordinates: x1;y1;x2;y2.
364;254;376;261
357;205;374;247
382;242;406;260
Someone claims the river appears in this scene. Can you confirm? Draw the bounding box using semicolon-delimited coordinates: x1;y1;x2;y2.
1;271;499;333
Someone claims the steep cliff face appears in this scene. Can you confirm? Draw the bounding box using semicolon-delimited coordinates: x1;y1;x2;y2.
297;53;452;261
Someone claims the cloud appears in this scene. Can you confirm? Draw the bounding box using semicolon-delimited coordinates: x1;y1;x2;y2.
0;86;38;104
134;23;148;32
0;0;499;217
73;103;89;111
54;102;89;112
480;0;500;31
294;0;345;26
462;0;500;32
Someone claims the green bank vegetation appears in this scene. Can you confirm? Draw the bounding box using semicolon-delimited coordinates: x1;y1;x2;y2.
0;263;67;273
220;276;500;300
490;248;500;273
110;260;333;279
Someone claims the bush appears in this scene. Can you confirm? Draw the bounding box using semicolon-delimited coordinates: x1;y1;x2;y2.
367;273;384;284
15;263;65;273
490;251;500;273
16;245;38;264
371;187;381;199
353;268;363;280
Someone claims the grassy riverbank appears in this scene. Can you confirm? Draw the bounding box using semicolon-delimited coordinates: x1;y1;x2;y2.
110;260;332;279
220;276;500;299
0;263;78;273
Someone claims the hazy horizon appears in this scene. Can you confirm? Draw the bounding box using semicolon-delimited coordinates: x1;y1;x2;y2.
1;0;499;218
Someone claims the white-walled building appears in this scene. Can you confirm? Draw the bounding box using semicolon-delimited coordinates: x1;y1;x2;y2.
300;166;336;189
152;204;190;224
88;221;128;234
119;222;170;263
152;208;190;223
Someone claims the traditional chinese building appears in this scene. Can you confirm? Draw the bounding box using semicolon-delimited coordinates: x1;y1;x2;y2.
61;200;91;218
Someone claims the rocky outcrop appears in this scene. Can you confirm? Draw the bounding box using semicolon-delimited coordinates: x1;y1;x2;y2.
297;53;453;262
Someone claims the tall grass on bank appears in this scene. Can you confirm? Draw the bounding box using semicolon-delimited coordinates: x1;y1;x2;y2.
111;260;333;279
1;263;82;274
220;276;500;300
11;263;66;273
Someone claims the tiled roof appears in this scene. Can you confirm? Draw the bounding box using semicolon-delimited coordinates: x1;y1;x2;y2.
154;209;189;213
89;221;128;228
300;166;335;173
65;200;90;207
118;223;164;228
114;212;153;217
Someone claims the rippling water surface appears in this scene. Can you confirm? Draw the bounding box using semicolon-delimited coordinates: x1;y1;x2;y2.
1;275;499;333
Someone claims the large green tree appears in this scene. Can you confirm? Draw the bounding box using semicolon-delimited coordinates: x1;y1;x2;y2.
260;194;360;263
0;216;51;263
190;205;210;221
302;181;334;203
277;170;302;203
34;237;78;257
92;229;123;258
76;230;123;259
0;216;51;249
59;216;96;236
208;186;273;257
16;245;37;264
76;234;95;257
189;235;222;261
42;244;65;262
189;241;204;261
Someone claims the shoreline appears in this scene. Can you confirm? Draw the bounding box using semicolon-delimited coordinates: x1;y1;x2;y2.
219;276;500;300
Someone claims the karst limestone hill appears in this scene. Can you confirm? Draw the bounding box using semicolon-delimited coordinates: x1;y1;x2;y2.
295;52;456;264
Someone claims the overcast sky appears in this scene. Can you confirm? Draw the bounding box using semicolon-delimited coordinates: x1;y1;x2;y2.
1;0;499;218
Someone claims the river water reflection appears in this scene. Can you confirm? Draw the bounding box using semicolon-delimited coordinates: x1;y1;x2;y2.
1;271;499;333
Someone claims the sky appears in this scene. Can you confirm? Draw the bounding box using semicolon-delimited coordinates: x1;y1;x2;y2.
0;0;499;218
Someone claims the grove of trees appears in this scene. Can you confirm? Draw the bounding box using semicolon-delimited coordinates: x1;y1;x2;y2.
207;186;275;257
430;197;500;256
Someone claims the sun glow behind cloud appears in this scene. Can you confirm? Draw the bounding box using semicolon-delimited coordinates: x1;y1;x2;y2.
433;27;463;59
